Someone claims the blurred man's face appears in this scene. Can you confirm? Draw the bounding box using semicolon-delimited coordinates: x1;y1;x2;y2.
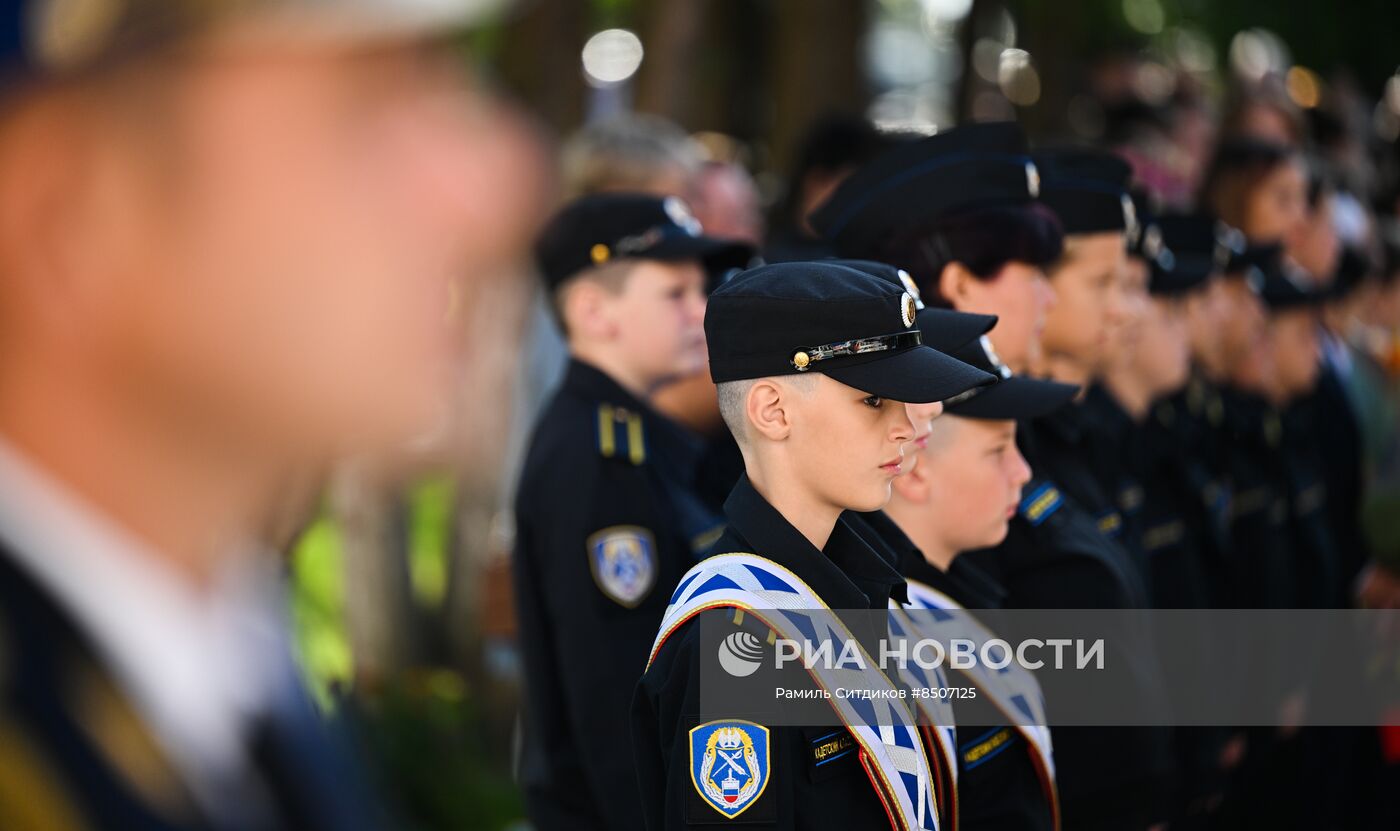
107;42;504;458
690;163;764;246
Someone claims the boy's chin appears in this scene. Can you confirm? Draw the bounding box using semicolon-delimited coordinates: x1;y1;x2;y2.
844;483;893;514
981;522;1011;550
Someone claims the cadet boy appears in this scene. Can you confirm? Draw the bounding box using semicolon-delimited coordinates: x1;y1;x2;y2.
632;261;993;830
513;193;751;829
882;333;1078;831
806;135;1171;829
975;149;1175;831
1090;213;1247;826
0;3;508;830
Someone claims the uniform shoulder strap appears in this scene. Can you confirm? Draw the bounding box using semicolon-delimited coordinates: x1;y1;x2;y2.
595;404;646;465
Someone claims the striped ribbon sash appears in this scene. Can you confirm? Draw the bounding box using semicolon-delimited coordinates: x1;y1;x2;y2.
648;553;941;831
899;579;1060;827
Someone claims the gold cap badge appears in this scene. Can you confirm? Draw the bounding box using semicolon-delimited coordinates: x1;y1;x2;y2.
792;351;812;371
590;243;610;264
900;292;917;328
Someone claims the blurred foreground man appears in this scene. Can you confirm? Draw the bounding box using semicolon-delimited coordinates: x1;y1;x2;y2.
0;2;513;829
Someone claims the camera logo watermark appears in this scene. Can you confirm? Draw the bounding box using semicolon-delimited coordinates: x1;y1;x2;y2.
717;631;765;677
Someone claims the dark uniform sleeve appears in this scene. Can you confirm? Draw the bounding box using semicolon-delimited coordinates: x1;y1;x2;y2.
632;616;782;830
632;610;904;830
514;437;691;830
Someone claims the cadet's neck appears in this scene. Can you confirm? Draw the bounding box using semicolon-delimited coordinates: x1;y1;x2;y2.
1041;352;1094;388
746;466;839;552
569;342;659;399
1102;366;1153;422
883;501;956;572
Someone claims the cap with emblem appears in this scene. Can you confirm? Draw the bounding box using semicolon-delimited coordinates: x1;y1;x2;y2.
1033;148;1134;235
705;261;994;403
1;0;505;81
1126;189;1165;263
1256;256;1328;310
1325;246;1372;303
1151;213;1243;296
534;193;755;291
1226;240;1284;297
823;259;998;352
943;336;1078;419
809;122;1040;256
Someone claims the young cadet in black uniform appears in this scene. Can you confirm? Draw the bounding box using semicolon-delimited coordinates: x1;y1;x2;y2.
808;129;1171;829
1161;236;1269;610
809;122;1061;378
1090;212;1248;828
1213;254;1346;831
881;335;1078;831
980;150;1174;831
1312;247;1374;604
632;261;994;830
1015;149;1136;536
1129;214;1248;613
514;194;752;830
1077;190;1171;556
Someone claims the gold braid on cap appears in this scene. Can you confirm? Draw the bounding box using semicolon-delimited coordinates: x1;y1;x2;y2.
790;331;922;372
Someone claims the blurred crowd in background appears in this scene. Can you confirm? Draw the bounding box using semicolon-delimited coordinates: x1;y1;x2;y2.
261;3;1400;829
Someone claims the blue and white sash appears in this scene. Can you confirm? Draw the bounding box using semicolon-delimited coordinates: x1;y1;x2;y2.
887;600;959;774
899;579;1059;827
649;553;941;831
887;600;960;826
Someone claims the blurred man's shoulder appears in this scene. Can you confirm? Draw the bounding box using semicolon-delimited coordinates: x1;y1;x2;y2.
0;548;204;831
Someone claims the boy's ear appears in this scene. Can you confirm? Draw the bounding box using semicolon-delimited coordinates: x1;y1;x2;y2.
561;279;617;341
891;458;930;505
745;379;791;441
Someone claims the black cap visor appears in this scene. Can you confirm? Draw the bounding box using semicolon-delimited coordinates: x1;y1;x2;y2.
946;375;1079;419
640;232;755;276
1149;254;1215;296
824;345;995;404
916;307;998;353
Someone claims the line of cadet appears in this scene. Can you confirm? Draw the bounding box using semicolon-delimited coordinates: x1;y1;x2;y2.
513;121;1395;830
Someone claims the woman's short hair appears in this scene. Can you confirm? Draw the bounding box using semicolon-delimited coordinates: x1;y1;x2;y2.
1198;138;1299;230
870;203;1065;307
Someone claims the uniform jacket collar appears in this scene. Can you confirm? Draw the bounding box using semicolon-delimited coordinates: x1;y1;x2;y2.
721;476;907;611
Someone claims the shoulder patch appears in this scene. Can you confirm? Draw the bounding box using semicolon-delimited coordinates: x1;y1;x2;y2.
587;526;657;607
960;727;1017;770
1117;484;1144;514
596;404;646;465
690;720;771;819
1142;521;1185;552
1019;482;1063;527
